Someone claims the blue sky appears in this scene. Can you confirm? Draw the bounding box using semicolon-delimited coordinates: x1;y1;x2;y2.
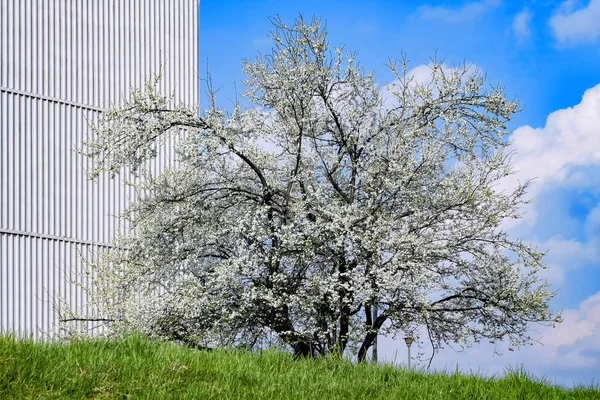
199;0;600;388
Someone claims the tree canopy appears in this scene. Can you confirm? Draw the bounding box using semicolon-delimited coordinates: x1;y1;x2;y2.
76;15;561;363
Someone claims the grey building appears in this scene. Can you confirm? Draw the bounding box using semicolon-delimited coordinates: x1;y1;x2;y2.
0;0;199;339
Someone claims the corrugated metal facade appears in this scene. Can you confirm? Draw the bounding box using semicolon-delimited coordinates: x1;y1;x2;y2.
0;0;199;339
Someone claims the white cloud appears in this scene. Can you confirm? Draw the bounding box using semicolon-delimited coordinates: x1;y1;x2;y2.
383;71;600;245
490;85;600;290
373;81;600;388
378;291;600;387
512;8;532;42
415;0;501;23
539;292;600;352
527;235;600;285
497;84;600;227
384;72;600;234
550;0;600;46
542;235;600;268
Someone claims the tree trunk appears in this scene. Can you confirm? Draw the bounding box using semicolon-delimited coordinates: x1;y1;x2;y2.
270;303;315;358
336;259;355;354
357;331;376;362
357;312;388;362
337;312;349;354
292;341;314;358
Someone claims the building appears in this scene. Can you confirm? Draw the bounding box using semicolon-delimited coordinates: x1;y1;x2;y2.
0;0;199;339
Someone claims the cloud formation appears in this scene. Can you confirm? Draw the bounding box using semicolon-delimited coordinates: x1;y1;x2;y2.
377;73;600;387
540;291;600;362
415;0;501;23
550;0;600;46
378;290;600;387
386;68;600;217
528;234;600;286
512;8;532;42
499;84;600;227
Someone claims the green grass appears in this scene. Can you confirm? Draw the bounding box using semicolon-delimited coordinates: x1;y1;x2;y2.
1;334;598;399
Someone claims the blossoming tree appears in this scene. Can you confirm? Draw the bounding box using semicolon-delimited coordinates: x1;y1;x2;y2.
77;16;561;362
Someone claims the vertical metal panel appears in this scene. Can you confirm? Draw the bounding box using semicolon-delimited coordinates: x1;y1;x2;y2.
0;0;200;339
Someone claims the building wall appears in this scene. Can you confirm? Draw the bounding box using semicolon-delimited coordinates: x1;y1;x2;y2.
0;0;199;339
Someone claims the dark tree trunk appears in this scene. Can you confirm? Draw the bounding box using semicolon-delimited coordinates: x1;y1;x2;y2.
357;312;388;362
336;259;356;354
357;331;376;362
338;311;349;354
269;303;316;358
292;341;315;358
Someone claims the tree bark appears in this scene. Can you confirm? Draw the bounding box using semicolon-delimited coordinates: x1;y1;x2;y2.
269;303;315;358
292;341;314;358
336;259;355;355
357;312;388;362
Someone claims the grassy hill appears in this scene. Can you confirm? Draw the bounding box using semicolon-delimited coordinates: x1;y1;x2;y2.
1;334;598;399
